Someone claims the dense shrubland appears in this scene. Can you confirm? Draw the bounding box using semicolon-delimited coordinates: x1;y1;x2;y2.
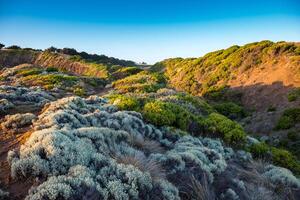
6;96;300;200
106;87;300;175
1;41;300;199
0;64;106;96
107;89;247;146
0;85;55;115
0;44;141;81
153;41;300;96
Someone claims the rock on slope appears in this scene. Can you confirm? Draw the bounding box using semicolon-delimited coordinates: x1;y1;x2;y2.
4;95;300;200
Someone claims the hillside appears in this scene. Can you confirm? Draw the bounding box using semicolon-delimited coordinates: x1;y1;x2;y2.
0;41;300;200
153;41;300;132
0;47;141;80
154;41;300;105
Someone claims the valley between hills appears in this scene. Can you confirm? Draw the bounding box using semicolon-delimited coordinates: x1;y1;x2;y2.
0;40;299;200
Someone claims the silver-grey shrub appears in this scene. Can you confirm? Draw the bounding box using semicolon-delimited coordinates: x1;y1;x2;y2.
8;96;300;199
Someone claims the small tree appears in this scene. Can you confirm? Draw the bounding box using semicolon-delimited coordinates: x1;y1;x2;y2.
0;43;5;49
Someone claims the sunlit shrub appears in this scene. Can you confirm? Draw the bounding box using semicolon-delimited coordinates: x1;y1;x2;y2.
143;101;176;126
204;113;246;145
108;94;141;111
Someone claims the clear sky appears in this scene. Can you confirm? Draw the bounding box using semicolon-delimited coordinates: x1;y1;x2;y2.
0;0;299;64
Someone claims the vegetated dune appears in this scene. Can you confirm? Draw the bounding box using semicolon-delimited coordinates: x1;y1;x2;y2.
0;64;107;98
1;95;299;200
1;41;300;200
154;41;300;111
0;48;140;80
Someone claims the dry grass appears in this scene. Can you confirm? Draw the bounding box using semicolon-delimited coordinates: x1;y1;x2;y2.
115;152;166;181
186;174;214;200
128;135;165;155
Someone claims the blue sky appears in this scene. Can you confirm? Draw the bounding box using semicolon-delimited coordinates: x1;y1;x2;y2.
0;0;299;64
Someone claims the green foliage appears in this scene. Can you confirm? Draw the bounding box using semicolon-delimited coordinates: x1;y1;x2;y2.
248;141;300;175
73;87;86;97
111;66;142;80
22;74;78;90
271;148;300;175
213;102;246;119
154;41;299;96
45;67;59;73
276;108;300;130
109;94;141;111
287;131;298;141
112;71;166;93
249;142;270;158
142;100;196;130
143;101;176;126
204;113;247;145
174;93;214;115
16;68;43;76
288;88;300;102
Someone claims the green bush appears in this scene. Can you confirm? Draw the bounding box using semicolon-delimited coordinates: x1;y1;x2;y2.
287;131;298;140
45;67;59;72
109;95;141;111
16;68;43;76
22;74;78;89
204;113;246;145
73;87;86;97
112;71;166;93
249;142;270;158
276;108;300;130
271;148;300;175
143;101;176;126
213;102;246;119
276;116;294;130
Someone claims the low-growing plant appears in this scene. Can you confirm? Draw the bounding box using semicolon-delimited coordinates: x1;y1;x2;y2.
16;67;43;76
45;67;59;72
112;71;166;93
109;94;141;111
213;102;246;119
22;74;78;89
143;101;176;126
271;148;300;175
73;87;86;97
276;108;300;130
249;142;270;158
204;113;247;145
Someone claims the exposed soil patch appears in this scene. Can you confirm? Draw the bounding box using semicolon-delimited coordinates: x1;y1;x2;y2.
0;127;34;200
